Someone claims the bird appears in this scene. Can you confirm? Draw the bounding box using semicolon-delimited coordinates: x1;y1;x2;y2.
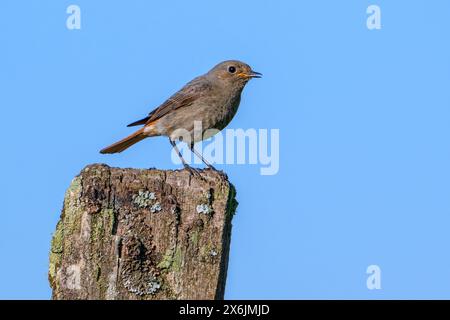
100;60;261;173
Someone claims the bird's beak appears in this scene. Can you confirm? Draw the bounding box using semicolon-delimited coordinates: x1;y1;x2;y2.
249;70;262;78
237;71;263;79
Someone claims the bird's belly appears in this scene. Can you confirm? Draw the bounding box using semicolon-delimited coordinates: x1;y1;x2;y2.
196;102;239;141
156;99;240;143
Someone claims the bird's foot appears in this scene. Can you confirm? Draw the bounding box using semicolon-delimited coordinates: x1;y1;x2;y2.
184;165;204;179
206;164;218;171
205;165;228;181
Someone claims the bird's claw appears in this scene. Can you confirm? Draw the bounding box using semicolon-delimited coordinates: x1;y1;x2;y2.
206;164;218;171
184;165;204;179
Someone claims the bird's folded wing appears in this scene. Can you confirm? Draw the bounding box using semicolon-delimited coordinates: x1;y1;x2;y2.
127;77;212;127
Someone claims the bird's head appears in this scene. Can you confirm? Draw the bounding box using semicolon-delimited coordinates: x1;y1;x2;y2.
208;60;262;88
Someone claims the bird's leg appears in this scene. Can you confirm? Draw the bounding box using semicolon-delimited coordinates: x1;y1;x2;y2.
189;143;217;171
169;139;201;176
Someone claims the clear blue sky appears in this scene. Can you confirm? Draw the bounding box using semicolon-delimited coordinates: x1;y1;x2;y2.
1;0;450;299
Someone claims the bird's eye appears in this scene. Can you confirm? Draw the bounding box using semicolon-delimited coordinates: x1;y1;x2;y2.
228;66;236;73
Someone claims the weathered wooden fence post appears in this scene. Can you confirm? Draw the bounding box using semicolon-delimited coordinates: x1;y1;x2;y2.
49;164;237;300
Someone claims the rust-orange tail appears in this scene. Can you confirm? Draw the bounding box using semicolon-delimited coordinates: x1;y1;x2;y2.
100;128;146;154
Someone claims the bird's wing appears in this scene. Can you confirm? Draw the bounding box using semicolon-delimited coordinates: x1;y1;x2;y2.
127;77;212;127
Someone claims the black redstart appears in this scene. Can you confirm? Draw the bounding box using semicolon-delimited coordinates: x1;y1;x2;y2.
100;60;261;172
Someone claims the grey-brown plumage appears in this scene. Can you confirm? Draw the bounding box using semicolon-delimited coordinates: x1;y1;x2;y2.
100;60;261;170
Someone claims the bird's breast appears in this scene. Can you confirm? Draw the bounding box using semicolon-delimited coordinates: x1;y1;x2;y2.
208;93;241;131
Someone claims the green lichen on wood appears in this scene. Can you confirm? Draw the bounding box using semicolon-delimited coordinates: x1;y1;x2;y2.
49;220;64;285
51;220;64;254
61;176;84;260
94;268;108;299
157;248;175;270
88;210;114;299
62;177;83;239
157;246;183;272
90;213;104;243
89;208;114;244
190;230;199;247
49;176;84;287
172;246;183;272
